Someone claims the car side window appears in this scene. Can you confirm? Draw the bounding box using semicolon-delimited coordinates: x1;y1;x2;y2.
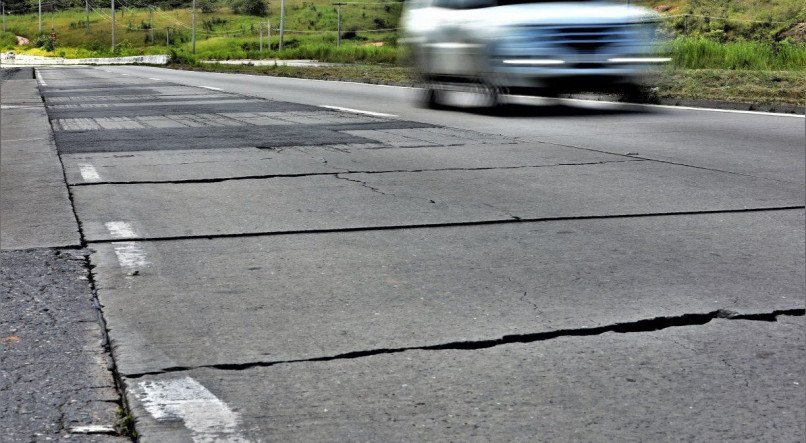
460;0;495;8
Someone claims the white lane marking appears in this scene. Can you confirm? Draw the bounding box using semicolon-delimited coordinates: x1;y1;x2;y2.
68;425;116;434
507;94;805;118
136;376;249;443
319;105;397;118
112;242;149;270
34;69;47;86
149;77;162;81
0;137;48;142
78;164;101;182
105;221;137;238
199;86;223;91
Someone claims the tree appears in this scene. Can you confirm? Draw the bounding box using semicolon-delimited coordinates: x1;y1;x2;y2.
229;0;266;16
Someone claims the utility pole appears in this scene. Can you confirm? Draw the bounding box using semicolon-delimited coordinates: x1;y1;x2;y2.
191;0;196;53
149;6;154;43
111;0;115;50
267;18;270;50
38;0;42;33
85;0;90;33
2;2;6;33
336;3;341;47
259;21;263;52
166;26;170;45
278;0;284;50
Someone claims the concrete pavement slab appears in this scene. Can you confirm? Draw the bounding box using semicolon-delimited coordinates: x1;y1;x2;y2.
125;316;804;442
71;160;803;241
88;211;804;375
60;142;627;184
1;80;80;250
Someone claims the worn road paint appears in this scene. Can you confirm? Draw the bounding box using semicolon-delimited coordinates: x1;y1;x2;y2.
149;78;162;81
112;242;149;271
34;69;47;86
105;221;137;239
199;86;223;91
69;425;117;434
135;376;250;443
78;164;101;182
320;105;397;118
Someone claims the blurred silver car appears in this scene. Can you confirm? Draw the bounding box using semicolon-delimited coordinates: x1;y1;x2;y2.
401;0;667;106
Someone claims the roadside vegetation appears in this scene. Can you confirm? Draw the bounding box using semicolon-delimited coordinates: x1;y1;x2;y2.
1;0;803;105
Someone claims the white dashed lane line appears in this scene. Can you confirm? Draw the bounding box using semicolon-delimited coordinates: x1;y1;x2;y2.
105;221;149;272
134;376;249;442
149;77;162;81
34;69;47;86
199;86;223;91
78;164;101;182
319;105;397;118
105;221;137;239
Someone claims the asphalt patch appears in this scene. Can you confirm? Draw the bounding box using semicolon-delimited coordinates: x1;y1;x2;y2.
45;100;321;119
0;67;34;81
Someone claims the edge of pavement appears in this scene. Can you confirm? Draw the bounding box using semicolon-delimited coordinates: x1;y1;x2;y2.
0;68;134;441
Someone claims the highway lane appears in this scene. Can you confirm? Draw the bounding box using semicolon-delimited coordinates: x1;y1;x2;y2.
36;66;805;441
108;65;805;184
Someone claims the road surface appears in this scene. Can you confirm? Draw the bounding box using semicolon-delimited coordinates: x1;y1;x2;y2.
34;65;805;441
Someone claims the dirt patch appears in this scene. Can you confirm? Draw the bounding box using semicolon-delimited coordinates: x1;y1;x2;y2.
776;22;806;43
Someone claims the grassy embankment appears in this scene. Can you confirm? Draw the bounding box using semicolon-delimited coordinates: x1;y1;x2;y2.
1;0;804;105
0;1;401;62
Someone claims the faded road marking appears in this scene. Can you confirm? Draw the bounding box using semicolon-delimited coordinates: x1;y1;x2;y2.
112;242;149;271
105;221;148;271
199;86;223;91
135;376;250;442
78;164;101;182
34;69;47;86
105;221;137;239
320;105;397;118
149;77;162;81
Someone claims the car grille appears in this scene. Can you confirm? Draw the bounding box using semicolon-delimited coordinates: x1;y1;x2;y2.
536;24;633;53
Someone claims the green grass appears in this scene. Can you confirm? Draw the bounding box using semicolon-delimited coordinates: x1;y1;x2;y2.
667;37;806;70
655;68;805;105
0;3;401;56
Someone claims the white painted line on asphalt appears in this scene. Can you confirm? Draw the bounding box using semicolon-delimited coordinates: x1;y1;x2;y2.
34;69;47;86
69;425;116;434
78;164;101;182
0;137;48;142
105;221;137;239
199;86;223;91
508;94;805;118
149;77;162;81
112;242;149;271
320;105;397;118
135;376;249;443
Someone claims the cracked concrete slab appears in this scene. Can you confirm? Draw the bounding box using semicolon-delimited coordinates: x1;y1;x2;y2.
71;160;803;241
125;316;804;442
59;143;626;184
88;211;804;375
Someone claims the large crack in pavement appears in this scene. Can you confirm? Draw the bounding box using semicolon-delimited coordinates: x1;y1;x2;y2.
66;159;644;187
83;205;805;244
124;308;804;379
